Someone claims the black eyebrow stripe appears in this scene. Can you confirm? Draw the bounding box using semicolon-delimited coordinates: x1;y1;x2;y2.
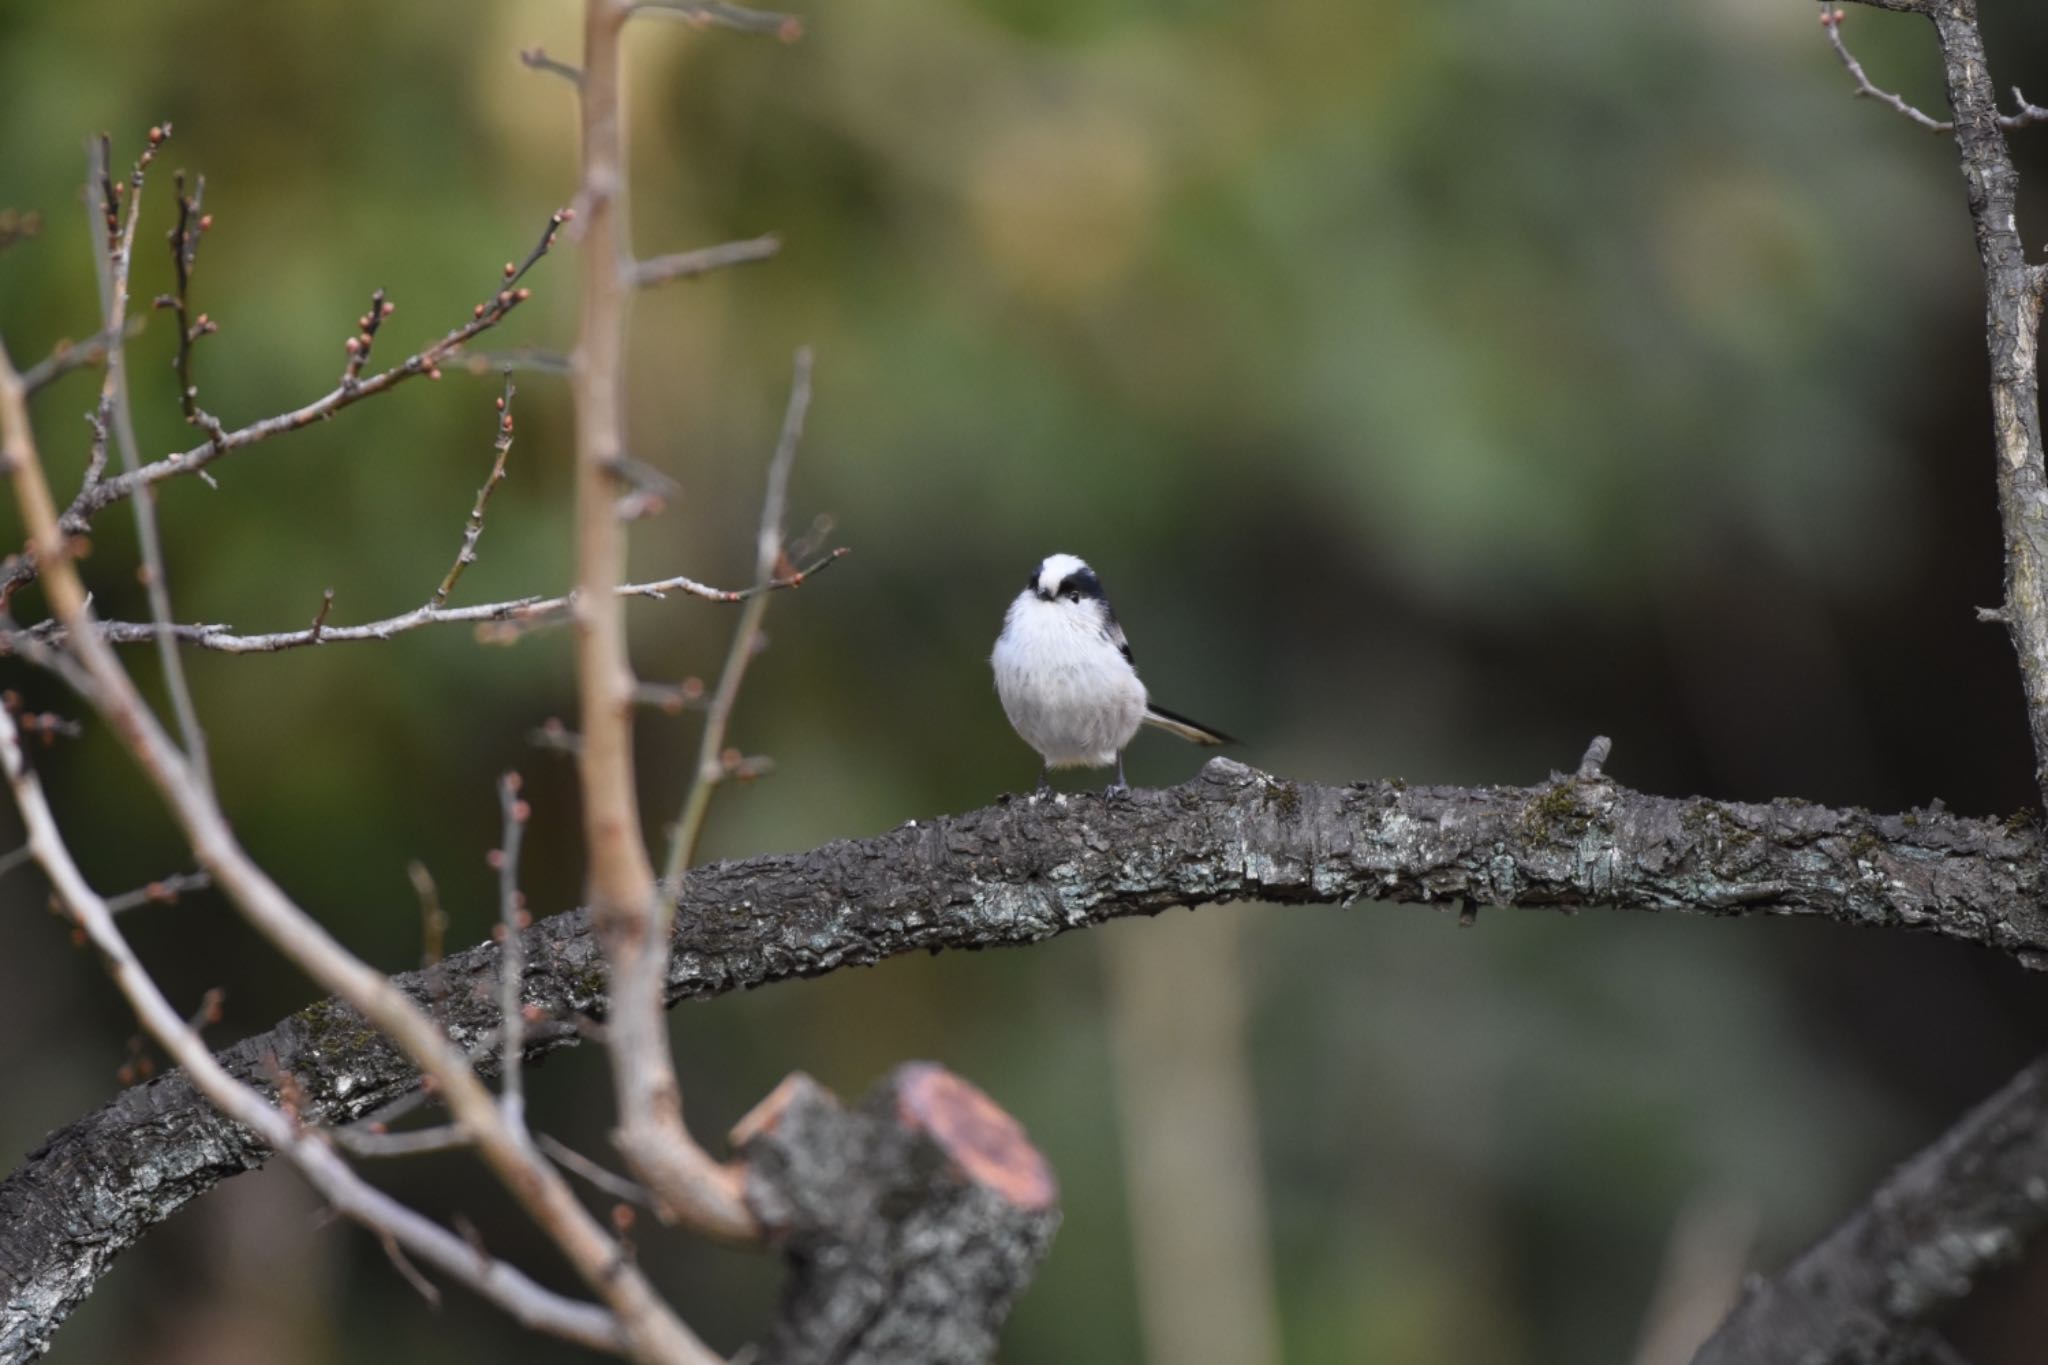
1055;568;1105;600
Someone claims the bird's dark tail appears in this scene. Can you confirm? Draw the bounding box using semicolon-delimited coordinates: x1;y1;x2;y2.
1142;704;1234;747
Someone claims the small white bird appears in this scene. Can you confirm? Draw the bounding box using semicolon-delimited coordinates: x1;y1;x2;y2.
991;552;1233;794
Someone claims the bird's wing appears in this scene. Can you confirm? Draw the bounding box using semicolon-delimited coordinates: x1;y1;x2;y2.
1102;606;1134;666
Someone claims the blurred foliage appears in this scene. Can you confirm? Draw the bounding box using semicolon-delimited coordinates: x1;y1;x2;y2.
6;0;2048;1361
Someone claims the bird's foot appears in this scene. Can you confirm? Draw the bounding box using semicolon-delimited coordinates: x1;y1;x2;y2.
1103;780;1130;800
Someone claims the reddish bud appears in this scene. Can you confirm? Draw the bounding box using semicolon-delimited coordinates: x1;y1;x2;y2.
428;366;442;380
486;848;506;870
473;303;485;319
380;300;395;316
503;261;516;277
611;1204;636;1234
512;799;531;824
514;287;531;302
560;207;575;222
198;213;213;230
344;337;360;355
148;125;164;144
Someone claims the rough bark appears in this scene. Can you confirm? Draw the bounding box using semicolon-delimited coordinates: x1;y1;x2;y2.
1692;1051;2048;1365
5;755;2047;1360
1925;0;2048;815
737;1066;1058;1364
1688;4;2048;1358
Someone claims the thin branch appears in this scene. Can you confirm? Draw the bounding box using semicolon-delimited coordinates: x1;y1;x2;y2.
496;772;531;1131
629;0;804;39
631;235;781;288
576;0;759;1248
158;169;216;424
333;1123;475;1159
56;205;571;531
659;346;812;887
87;128;217;798
444;345;573;376
17;321;143;396
0;702;625;1357
520;46;585;87
103;869;210;915
1824;7;2048;133
540;1133;653;1208
0;336;712;1365
340;288;394;389
432;372;517;609
1821;7;1951;132
4;551;848;654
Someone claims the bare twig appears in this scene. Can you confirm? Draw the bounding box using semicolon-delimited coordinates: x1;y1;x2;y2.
1821;7;2048;133
379;1231;443;1310
334;1123;475;1159
520;46;585;87
157;170;216;423
659;347;812;887
17;321;143;396
433;372;517;608
341;288;394;389
628;0;804;40
1820;8;1951;132
631;235;781;288
540;1133;653;1207
0;334;714;1365
0;700;625;1354
444;345;574;376
496;772;531;1131
56;205;571;532
5;551;847;655
87;128;216;799
103;869;211;914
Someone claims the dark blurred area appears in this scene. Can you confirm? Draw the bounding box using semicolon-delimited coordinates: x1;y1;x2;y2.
6;0;2048;1360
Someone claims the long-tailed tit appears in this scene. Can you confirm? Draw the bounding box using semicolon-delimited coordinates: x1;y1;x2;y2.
991;553;1233;793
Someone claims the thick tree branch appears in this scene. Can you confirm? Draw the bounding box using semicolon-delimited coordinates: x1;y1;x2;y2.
1697;8;2048;1356
7;756;2045;1358
1693;1050;2048;1364
1861;0;2048;813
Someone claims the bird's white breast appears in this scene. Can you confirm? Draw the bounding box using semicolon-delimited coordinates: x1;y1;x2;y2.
991;594;1148;768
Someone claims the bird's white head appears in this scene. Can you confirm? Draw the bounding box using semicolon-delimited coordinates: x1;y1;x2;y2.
1029;552;1102;604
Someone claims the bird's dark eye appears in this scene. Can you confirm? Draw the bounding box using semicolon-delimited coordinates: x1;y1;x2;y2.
1064;589;1081;603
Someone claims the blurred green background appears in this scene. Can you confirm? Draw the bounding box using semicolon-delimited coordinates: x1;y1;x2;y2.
7;0;2048;1360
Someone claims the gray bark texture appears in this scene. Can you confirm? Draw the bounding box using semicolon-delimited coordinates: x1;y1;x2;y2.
1693;1051;2048;1365
737;1065;1059;1364
1681;2;2048;1359
5;755;2045;1360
